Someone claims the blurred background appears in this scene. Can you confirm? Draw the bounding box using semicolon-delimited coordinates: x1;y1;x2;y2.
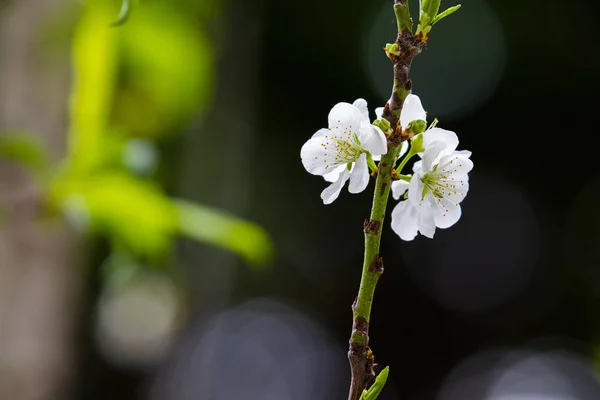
1;0;600;399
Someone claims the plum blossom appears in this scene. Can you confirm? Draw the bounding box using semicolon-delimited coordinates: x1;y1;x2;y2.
301;99;387;204
391;141;473;241
373;93;428;160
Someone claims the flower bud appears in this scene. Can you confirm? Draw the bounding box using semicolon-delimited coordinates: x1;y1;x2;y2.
384;43;400;59
408;119;427;135
373;118;391;133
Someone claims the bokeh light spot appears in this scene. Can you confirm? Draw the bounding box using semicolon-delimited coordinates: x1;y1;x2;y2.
398;173;540;313
95;272;182;368
150;298;346;400
439;345;600;400
365;0;506;119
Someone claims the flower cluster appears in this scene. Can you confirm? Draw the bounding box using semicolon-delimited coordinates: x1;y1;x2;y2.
300;94;473;241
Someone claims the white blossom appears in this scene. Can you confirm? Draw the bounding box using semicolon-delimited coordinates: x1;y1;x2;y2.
373;93;427;160
391;141;473;240
301;99;387;204
375;93;426;131
419;126;459;160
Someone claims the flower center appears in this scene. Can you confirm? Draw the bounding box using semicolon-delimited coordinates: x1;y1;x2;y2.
421;172;443;200
329;130;361;164
335;139;360;162
319;127;363;170
420;163;457;200
420;156;466;210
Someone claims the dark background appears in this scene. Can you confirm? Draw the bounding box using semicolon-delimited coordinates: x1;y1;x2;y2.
2;0;600;399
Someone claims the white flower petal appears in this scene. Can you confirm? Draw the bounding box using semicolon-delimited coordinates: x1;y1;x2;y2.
431;196;462;229
454;150;472;158
348;153;369;194
321;169;350;204
400;94;427;129
311;128;331;139
412;160;423;172
360;125;387;155
421;127;459;157
391;200;419;241
399;141;409;158
417;202;437;238
438;178;469;204
352;98;370;123
391;180;410;200
438;152;474;176
328;102;362;131
421;141;446;172
323;165;346;183
301;136;331;175
375;107;384;120
434;152;473;205
408;171;423;206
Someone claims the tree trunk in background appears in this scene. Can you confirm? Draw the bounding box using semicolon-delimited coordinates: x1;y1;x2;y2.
0;1;81;399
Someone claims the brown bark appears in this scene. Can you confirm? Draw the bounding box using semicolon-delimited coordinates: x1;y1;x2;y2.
0;1;82;399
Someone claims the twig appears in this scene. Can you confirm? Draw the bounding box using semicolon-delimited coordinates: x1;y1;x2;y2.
346;2;425;398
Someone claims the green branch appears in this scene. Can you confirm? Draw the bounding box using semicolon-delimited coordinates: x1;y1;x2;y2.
346;1;429;399
346;1;460;397
348;145;402;400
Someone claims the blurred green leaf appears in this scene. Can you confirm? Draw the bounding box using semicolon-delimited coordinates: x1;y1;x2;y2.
51;171;178;259
70;0;118;172
114;2;214;137
176;200;274;267
70;0;214;162
0;133;48;173
50;171;273;266
58;0;268;269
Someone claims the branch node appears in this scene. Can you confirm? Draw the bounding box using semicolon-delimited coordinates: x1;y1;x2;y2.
363;220;381;235
368;256;384;274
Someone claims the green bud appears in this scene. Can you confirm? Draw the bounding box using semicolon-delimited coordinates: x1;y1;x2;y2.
415;11;432;38
362;366;390;400
408;119;427;135
415;23;431;40
373;119;391;133
384;43;400;58
416;2;461;39
411;133;425;153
